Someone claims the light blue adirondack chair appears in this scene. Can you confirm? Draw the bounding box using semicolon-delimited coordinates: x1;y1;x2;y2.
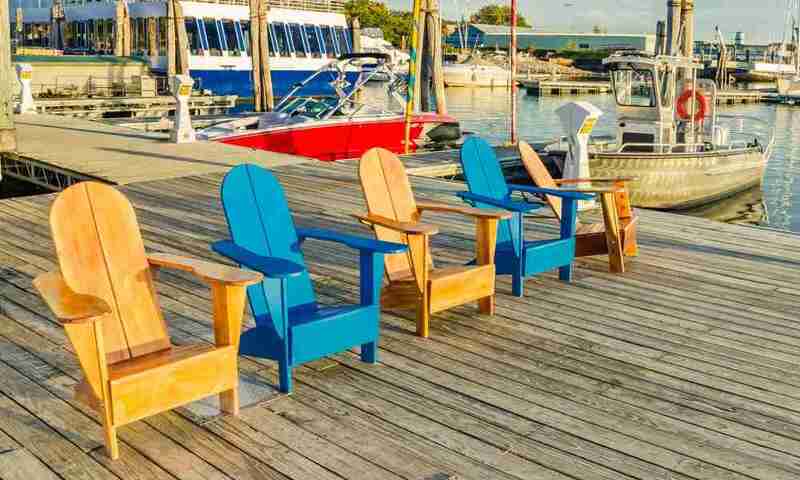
458;136;593;297
212;164;407;393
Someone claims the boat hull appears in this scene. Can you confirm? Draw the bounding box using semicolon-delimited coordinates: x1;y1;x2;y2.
189;69;362;98
590;148;768;209
217;114;454;161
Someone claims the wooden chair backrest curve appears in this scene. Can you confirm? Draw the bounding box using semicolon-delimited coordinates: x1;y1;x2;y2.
459;137;521;251
359;148;429;282
50;183;170;368
518;141;562;220
220;165;317;334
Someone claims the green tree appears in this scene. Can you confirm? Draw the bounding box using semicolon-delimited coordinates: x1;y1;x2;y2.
344;0;412;47
469;5;530;28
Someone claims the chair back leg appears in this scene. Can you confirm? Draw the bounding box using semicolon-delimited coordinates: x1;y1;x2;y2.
278;362;292;394
219;388;239;415
361;342;378;363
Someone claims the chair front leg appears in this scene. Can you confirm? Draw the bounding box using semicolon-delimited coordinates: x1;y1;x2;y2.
598;192;625;273
513;212;525;297
210;282;250;414
476;217;499;313
405;234;430;337
559;197;579;282
359;250;385;363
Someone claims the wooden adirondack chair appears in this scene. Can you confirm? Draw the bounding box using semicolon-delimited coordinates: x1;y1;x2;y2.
33;182;262;460
458;136;594;297
212;164;407;393
357;147;510;338
518;141;639;273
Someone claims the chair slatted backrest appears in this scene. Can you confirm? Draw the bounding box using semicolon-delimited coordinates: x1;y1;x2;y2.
220;165;317;334
519;141;562;220
51;183;170;367
359;148;429;282
459;137;520;250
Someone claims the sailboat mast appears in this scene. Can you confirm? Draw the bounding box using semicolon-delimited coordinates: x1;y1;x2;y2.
509;0;518;144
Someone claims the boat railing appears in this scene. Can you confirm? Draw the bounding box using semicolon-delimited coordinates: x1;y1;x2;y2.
68;0;346;11
616;141;760;154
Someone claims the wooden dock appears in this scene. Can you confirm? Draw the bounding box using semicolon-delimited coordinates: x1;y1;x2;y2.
0;114;304;190
521;79;611;96
1;155;800;479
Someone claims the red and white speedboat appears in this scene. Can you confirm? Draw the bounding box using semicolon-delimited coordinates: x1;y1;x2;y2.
199;54;460;161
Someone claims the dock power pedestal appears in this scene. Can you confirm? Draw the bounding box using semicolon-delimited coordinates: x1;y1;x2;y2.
15;64;35;115
555;101;603;210
170;75;196;144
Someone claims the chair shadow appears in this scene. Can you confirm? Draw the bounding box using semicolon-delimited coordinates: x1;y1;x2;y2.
17;122;162;141
97;148;234;168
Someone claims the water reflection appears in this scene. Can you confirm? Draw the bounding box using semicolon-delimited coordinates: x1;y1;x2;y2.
682;186;766;225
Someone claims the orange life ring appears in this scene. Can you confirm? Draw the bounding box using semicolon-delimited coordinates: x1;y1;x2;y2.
676;89;709;122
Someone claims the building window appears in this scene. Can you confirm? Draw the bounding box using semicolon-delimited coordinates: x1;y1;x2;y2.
335;26;350;53
304;24;322;58
238;20;250;55
579;43;590;49
289;23;307;57
184;17;203;55
203;18;222;56
221;20;239;55
270;23;290;57
322;25;338;57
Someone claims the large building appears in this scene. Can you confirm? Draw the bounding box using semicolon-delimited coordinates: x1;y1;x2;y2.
446;24;656;53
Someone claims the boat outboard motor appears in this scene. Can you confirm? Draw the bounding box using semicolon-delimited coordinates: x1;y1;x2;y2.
170;75;196;144
555;101;603;211
15;64;35;115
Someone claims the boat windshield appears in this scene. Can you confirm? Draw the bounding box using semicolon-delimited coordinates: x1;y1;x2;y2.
611;69;656;107
278;97;340;119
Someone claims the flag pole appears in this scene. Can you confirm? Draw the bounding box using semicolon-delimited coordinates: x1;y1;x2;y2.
404;0;423;154
510;0;518;145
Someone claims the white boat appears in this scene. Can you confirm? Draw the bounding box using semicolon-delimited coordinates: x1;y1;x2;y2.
443;63;511;88
359;28;409;76
11;0;358;97
583;53;775;209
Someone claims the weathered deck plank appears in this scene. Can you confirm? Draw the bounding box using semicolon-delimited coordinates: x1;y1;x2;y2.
0;159;799;479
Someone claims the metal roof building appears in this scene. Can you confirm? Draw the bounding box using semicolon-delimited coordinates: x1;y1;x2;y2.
446;24;656;53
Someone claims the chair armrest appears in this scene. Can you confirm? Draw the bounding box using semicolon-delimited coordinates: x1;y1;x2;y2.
33;272;111;324
354;213;439;235
210;241;305;280
296;228;407;254
149;253;263;286
417;201;512;220
457;191;543;213
554;177;635;185
509;185;595;201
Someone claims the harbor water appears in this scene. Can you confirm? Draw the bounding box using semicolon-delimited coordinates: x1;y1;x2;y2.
442;88;800;233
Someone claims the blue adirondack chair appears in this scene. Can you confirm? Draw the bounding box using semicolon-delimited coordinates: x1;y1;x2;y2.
211;164;407;393
458;136;594;297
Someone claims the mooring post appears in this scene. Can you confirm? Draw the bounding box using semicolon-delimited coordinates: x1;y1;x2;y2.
428;0;446;115
0;0;17;152
15;64;35;114
170;75;196;143
167;0;176;76
420;0;432;112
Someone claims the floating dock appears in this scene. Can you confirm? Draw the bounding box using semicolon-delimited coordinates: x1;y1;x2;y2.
521;79;612;96
32;95;237;119
716;89;767;104
1;116;800;479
